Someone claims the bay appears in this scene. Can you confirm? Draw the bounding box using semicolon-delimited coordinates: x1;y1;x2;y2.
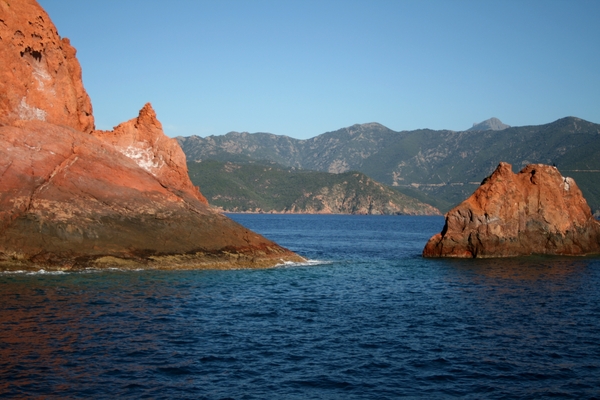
1;214;599;399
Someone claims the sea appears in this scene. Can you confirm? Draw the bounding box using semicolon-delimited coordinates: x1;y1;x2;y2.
1;214;599;399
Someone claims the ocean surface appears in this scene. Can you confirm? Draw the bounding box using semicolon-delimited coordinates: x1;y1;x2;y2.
1;214;600;399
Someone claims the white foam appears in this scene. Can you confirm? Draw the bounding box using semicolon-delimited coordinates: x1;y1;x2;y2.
275;259;331;268
0;269;66;275
0;270;27;275
0;269;69;275
82;267;144;273
28;269;66;275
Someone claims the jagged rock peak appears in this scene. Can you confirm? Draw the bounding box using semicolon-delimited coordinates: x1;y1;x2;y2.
92;103;208;205
423;162;600;258
0;119;301;269
467;117;510;131
136;102;161;128
0;0;94;132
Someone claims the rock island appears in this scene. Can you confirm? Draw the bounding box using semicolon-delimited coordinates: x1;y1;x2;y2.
423;162;600;258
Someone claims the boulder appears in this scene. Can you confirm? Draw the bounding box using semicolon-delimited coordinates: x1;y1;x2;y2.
423;162;600;258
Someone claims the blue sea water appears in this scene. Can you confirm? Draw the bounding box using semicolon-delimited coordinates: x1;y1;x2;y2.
1;214;600;399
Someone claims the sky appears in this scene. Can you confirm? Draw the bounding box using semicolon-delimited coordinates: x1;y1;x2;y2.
38;0;600;139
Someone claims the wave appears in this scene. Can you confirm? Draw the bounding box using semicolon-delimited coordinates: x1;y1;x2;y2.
0;269;68;276
275;259;332;268
0;267;147;276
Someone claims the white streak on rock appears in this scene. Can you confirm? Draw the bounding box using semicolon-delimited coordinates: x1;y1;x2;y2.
18;97;47;121
32;61;52;92
117;145;164;175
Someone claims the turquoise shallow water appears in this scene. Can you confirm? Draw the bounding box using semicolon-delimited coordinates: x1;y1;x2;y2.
1;215;599;399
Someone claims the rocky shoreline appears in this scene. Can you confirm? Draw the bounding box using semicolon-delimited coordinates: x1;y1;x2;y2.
0;249;305;273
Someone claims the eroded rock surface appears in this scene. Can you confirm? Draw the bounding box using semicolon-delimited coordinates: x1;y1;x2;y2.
423;162;600;258
0;0;94;132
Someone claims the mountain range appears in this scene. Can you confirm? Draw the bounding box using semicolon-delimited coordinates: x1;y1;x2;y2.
178;117;600;214
187;160;439;215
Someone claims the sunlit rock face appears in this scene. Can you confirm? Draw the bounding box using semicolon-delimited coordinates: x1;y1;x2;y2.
92;103;208;205
0;0;94;132
423;162;600;258
0;0;302;270
0;121;287;264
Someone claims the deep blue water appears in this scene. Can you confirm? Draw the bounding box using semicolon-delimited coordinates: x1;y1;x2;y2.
1;214;600;399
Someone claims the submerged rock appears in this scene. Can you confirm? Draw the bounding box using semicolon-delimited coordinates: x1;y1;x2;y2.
0;0;303;270
423;162;600;258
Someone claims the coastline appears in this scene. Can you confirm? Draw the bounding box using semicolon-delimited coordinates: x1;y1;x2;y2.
0;249;306;273
218;209;442;216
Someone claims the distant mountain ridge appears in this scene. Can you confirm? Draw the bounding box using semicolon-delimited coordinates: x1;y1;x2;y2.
467;117;510;131
178;117;600;213
178;122;395;173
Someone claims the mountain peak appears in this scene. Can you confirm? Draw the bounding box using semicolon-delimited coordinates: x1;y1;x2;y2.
467;117;510;131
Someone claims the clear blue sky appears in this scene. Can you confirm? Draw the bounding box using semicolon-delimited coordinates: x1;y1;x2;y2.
38;0;600;139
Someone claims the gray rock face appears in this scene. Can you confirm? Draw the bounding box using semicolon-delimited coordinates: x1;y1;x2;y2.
467;118;510;131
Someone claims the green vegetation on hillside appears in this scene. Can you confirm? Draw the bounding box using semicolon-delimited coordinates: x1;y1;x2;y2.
188;160;439;215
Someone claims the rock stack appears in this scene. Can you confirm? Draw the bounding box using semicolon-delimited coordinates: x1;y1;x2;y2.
423;162;600;258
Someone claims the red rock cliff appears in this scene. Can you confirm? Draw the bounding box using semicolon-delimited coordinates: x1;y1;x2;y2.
0;0;94;132
423;162;600;258
0;0;302;270
0;120;300;268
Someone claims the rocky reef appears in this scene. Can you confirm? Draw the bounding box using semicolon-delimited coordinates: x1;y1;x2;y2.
423;162;600;258
0;0;303;270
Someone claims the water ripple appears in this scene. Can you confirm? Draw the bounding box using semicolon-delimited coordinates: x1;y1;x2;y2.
1;215;599;398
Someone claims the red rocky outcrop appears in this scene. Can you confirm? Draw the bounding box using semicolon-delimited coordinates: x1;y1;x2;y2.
0;0;94;132
0;120;301;269
0;0;303;270
423;162;600;258
92;103;208;205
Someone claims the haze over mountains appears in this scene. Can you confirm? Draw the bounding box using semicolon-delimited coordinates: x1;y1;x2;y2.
467;117;510;131
178;117;600;214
